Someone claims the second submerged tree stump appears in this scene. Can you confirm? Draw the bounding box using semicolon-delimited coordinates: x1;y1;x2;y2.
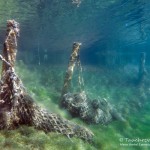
61;43;124;124
138;52;147;86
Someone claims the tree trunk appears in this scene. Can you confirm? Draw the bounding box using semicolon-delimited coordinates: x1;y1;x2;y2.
138;52;147;86
61;42;82;99
0;20;93;142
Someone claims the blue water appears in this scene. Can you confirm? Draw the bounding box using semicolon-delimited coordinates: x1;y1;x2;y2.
0;0;150;150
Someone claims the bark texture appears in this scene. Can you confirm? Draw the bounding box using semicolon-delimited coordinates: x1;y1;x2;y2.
0;20;93;142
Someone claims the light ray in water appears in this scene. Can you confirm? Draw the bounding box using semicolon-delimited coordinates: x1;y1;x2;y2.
37;39;41;66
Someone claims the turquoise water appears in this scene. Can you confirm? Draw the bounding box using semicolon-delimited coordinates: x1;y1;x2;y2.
0;0;150;150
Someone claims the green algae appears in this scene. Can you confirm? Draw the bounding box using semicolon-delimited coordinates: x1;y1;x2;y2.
0;62;150;150
0;126;95;150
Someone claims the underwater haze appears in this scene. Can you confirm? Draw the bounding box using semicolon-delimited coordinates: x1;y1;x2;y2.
0;0;150;150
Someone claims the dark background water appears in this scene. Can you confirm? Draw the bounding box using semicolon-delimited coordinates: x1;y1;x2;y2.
0;0;150;67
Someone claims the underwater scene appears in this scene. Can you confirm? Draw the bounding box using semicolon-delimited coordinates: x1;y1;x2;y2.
0;0;150;150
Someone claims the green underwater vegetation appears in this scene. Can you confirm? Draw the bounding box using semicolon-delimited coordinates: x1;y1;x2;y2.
0;60;149;150
0;126;95;150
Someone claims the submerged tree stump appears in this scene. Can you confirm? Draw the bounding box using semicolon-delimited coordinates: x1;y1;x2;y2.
61;42;82;99
0;20;93;142
61;43;124;124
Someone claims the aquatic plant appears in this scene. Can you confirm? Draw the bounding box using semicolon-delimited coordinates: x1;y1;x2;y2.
0;126;96;150
4;59;149;150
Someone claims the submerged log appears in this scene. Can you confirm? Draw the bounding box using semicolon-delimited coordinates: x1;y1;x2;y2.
0;20;93;142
